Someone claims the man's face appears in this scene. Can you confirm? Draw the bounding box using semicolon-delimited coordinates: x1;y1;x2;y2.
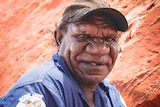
57;16;119;86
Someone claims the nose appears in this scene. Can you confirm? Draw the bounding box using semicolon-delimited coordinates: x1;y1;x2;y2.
85;39;110;55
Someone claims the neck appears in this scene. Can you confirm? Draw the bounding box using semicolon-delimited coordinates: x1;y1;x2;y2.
80;84;98;107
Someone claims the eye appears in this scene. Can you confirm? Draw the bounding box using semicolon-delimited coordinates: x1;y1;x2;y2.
78;34;88;39
102;36;116;42
76;34;91;40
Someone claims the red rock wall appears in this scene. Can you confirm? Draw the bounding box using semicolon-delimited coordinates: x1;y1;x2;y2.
0;0;71;96
107;0;160;107
0;0;160;107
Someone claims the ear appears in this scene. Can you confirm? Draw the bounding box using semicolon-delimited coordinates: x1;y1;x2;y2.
54;29;63;47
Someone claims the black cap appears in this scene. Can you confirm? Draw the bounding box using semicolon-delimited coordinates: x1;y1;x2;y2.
59;0;128;32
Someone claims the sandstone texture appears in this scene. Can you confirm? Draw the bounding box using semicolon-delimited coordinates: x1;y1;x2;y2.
0;0;160;107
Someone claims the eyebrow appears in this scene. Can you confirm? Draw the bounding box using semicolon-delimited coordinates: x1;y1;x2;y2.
72;22;118;36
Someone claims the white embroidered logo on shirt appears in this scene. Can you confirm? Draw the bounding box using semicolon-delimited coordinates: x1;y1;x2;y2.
16;93;46;107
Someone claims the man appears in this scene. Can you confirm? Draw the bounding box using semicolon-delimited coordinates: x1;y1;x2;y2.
0;0;128;107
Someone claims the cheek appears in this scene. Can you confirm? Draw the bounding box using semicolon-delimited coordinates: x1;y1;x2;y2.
59;39;85;61
59;41;69;55
70;43;82;54
69;39;87;56
111;44;118;63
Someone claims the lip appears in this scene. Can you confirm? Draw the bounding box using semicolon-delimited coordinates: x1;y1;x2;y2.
76;55;112;71
79;60;109;69
78;61;109;75
84;61;107;66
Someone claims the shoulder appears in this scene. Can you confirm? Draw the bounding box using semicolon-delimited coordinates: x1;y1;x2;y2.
9;58;70;93
12;60;57;89
0;59;69;107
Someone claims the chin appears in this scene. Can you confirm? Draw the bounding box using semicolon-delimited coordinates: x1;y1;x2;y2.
84;75;107;84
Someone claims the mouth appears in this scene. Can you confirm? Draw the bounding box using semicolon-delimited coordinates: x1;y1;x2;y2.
76;55;112;71
77;60;110;76
90;62;97;66
84;61;108;67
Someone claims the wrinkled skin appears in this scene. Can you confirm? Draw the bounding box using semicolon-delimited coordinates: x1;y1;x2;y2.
55;16;119;88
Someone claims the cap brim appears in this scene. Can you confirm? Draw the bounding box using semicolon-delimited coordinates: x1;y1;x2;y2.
70;8;128;32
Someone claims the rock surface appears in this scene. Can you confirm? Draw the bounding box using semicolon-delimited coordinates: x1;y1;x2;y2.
0;0;160;106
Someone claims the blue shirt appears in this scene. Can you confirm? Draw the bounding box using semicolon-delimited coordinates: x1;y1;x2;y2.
0;54;126;107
